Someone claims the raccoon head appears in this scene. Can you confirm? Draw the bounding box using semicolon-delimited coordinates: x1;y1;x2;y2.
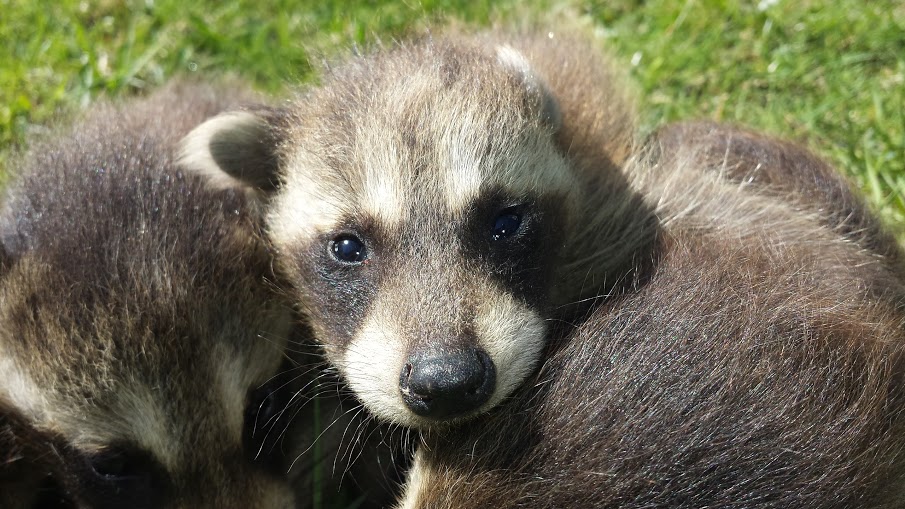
0;168;297;508
180;36;642;429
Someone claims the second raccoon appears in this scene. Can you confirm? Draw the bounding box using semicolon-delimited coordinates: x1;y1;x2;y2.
0;82;300;509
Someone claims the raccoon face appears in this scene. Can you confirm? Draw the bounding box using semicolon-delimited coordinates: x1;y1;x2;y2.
0;243;299;509
0;137;301;507
180;40;583;428
282;184;570;428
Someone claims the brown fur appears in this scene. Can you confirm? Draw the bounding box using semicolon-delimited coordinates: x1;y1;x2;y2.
0;81;301;508
397;123;905;508
179;30;657;429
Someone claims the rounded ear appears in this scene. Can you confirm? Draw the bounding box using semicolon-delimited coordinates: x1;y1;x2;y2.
179;108;284;193
495;44;562;131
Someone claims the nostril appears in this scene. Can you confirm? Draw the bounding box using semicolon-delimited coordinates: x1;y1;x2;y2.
399;347;497;420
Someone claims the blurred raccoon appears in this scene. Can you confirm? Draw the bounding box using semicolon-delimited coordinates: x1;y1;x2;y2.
396;122;905;508
179;31;656;429
0;81;305;508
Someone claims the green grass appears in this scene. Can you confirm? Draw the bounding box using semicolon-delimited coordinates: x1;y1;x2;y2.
593;0;905;231
3;0;903;233
2;1;904;506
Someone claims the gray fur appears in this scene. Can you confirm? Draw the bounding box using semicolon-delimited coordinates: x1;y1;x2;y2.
0;81;299;508
397;123;905;508
179;31;656;429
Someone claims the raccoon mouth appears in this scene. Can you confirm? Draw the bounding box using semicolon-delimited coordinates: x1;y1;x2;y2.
399;347;497;420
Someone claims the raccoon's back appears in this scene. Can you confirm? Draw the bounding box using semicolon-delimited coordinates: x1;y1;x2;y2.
0;80;262;292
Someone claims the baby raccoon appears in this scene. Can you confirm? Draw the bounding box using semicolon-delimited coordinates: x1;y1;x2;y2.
396;123;905;508
0;82;300;508
179;31;655;429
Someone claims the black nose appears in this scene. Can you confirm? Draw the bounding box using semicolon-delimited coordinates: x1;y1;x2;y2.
399;347;496;420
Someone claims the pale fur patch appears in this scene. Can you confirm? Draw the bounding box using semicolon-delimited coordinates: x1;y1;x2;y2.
217;346;260;446
395;449;431;509
340;305;412;425
0;355;46;420
255;478;298;509
434;45;576;213
436;109;576;215
355;113;409;228
495;45;533;80
436;106;486;214
629;147;831;241
268;150;348;246
178;111;266;190
57;345;282;473
215;317;290;450
47;384;178;471
473;291;547;412
491;134;577;199
342;287;545;427
114;386;179;470
2;358;178;475
268;118;416;244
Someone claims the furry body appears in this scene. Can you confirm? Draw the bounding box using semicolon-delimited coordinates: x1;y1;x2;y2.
397;122;905;508
180;32;655;428
0;82;299;508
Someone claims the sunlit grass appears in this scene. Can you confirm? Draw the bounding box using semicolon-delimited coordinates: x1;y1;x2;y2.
3;1;903;506
591;0;905;230
3;0;901;233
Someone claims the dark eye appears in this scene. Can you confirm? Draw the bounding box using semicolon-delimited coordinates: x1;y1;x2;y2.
87;449;147;483
77;445;164;509
329;234;368;263
491;209;522;241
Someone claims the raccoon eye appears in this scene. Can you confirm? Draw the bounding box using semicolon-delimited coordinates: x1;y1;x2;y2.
491;208;522;241
78;446;164;508
329;234;368;263
87;448;147;483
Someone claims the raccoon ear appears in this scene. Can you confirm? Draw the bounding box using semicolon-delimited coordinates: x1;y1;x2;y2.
495;45;562;132
179;108;284;193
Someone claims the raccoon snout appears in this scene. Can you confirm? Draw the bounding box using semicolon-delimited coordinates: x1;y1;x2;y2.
399;347;497;420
